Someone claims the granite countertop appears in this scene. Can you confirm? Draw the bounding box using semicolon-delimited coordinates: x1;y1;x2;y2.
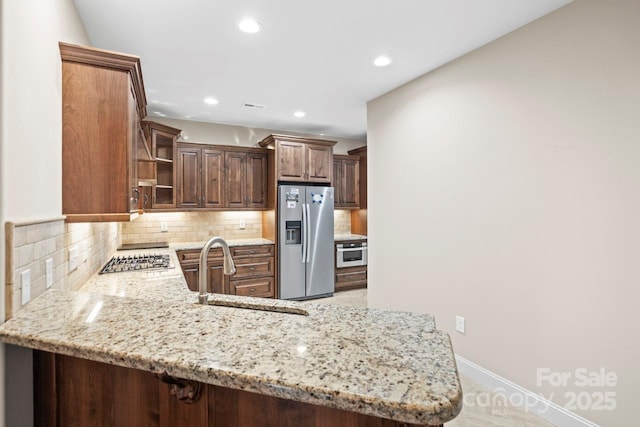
334;234;368;242
170;237;275;251
0;239;462;425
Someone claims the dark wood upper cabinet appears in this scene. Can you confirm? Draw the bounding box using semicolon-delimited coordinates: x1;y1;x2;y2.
176;143;267;210
176;145;202;208
60;42;148;223
258;134;336;184
277;140;306;180
142;121;181;209
333;155;360;209
225;151;247;208
347;145;367;235
306;143;333;182
246;153;268;208
203;149;225;208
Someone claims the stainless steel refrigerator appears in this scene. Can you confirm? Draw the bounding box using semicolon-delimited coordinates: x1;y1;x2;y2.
278;185;334;300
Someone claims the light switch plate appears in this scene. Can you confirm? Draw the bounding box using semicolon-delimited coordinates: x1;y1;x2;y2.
456;315;465;334
239;220;246;229
45;258;54;288
160;221;168;232
21;270;31;305
69;245;81;271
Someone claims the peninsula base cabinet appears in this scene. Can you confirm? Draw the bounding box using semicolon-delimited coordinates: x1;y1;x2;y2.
177;244;275;298
34;351;436;427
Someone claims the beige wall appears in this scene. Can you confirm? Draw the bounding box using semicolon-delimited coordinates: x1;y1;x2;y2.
0;0;91;423
367;1;639;426
154;117;366;155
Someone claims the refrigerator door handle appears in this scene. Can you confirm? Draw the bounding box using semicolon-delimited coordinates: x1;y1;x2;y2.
301;202;307;264
305;204;312;263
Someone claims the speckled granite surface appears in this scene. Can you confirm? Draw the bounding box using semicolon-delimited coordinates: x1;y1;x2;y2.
0;240;462;425
334;233;368;241
171;238;274;251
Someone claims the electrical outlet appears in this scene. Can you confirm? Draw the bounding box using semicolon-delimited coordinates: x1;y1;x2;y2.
456;315;466;334
45;258;54;288
21;270;31;305
160;221;168;232
69;245;81;271
239;220;246;229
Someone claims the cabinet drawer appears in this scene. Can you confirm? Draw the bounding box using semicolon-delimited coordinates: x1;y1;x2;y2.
335;265;367;291
230;277;274;298
177;248;223;262
231;245;274;258
233;257;274;278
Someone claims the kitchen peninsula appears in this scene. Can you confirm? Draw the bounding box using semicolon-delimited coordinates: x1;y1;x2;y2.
0;246;461;426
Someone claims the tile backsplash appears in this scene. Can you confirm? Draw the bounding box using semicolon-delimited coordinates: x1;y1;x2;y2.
334;210;352;235
5;218;118;319
122;211;352;245
120;211;263;245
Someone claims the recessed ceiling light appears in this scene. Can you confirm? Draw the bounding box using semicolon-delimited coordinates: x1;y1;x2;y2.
153;111;166;117
373;56;392;67
203;97;219;105
293;111;306;118
184;115;191;119
238;19;261;33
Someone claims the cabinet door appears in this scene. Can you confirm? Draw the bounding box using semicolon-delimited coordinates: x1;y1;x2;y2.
179;261;225;294
306;144;332;182
207;260;226;294
181;263;199;292
340;158;359;208
177;146;201;208
202;149;224;208
333;159;342;205
246;153;267;208
224;151;247;208
277;140;306;181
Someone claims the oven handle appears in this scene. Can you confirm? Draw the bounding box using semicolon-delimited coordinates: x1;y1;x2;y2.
337;247;367;253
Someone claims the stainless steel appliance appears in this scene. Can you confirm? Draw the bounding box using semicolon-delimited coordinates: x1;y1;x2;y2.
336;242;368;268
99;254;172;274
279;185;334;300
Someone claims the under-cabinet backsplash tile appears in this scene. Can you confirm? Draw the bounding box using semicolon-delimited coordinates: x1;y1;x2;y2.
120;211;264;244
334;210;352;235
5;218;117;319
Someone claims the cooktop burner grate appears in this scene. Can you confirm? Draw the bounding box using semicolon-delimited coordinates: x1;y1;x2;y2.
99;254;173;274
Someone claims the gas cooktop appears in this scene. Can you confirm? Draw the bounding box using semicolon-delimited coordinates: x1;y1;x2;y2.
99;254;173;274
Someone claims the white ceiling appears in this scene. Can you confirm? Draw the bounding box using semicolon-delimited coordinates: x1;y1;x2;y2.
74;0;572;140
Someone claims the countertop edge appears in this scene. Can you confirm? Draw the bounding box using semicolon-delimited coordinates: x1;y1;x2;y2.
0;326;461;425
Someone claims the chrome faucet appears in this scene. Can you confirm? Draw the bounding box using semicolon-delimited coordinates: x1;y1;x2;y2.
198;237;236;304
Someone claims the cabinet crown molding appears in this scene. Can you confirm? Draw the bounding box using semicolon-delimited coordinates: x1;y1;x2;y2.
258;134;337;149
59;42;147;119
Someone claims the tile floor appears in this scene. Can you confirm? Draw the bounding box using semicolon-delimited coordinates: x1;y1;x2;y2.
310;289;556;427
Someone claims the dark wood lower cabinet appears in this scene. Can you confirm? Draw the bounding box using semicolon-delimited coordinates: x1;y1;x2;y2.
335;265;368;292
34;351;436;427
177;245;276;299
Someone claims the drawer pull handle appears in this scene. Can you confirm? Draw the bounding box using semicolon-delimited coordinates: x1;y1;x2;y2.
250;287;256;292
249;266;256;270
337;271;365;277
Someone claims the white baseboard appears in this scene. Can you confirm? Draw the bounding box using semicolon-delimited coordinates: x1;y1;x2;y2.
455;355;600;427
